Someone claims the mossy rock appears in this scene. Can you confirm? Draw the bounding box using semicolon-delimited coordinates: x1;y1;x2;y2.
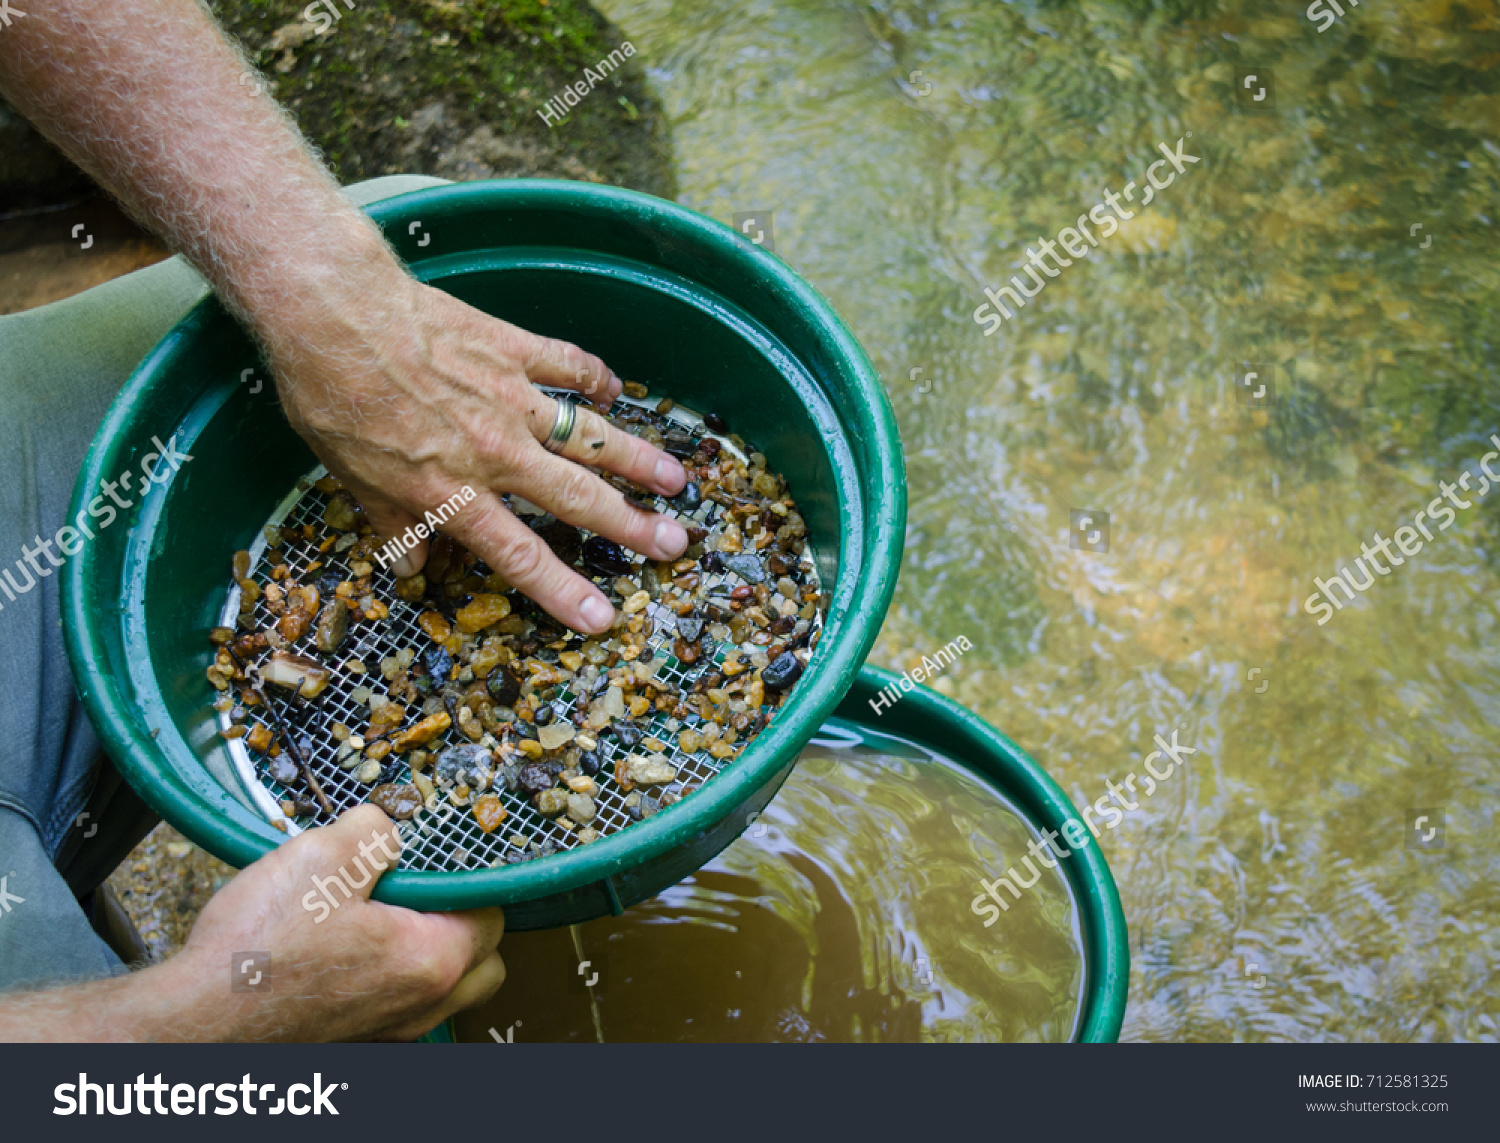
0;0;674;210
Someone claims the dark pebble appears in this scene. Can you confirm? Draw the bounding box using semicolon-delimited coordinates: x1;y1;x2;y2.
762;651;804;692
517;763;554;796
703;412;729;434
317;571;344;598
436;742;491;784
534;705;555;726
663;432;698;459
698;438;722;460
724;554;765;583
268;756;299;786
582;535;633;577
768;616;796;636
534;518;583;567
422;643;453;682
624;492;657;511
672;482;703;512
612;721;644;749
377;759;404;785
292;797;319;817
487;667;521;707
577;750;601;776
701;551;724;574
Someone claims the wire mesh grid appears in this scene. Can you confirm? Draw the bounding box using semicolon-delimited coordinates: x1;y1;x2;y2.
215;393;821;872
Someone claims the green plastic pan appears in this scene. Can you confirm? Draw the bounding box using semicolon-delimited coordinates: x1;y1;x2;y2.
829;667;1129;1043
62;180;905;927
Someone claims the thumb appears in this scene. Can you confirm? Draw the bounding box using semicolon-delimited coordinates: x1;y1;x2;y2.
301;804;403;901
347;481;428;579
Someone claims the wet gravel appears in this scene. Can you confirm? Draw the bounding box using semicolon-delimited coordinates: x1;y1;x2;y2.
104;822;234;962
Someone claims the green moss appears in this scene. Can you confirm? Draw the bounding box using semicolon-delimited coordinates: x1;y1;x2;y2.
208;0;674;196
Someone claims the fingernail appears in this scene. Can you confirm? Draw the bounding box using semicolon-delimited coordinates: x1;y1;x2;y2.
654;455;685;491
654;517;688;557
391;553;418;578
579;593;615;632
608;372;623;399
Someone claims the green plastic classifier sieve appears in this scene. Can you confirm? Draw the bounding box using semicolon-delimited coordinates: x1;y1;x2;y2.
63;180;906;929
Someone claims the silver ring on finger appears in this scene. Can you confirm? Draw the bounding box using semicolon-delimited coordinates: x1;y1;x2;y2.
543;398;578;454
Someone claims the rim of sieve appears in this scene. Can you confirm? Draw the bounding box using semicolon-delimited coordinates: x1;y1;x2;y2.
217;393;826;871
61;179;907;914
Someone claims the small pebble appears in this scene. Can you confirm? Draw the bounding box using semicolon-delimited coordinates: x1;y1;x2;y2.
535;788;569;816
566;792;597;823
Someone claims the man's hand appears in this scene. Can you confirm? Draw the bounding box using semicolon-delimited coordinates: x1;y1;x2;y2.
177;805;504;1042
0;0;688;634
0;807;505;1042
266;270;688;634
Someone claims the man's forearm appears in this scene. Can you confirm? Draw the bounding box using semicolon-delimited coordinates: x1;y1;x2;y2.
0;0;402;354
0;950;230;1042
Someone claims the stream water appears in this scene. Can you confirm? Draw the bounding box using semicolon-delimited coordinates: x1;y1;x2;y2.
579;0;1500;1042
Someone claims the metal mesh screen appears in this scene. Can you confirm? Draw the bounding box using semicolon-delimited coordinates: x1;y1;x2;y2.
215;394;821;872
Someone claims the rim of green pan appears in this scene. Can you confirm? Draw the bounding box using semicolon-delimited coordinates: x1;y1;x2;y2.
61;180;907;914
838;667;1129;1043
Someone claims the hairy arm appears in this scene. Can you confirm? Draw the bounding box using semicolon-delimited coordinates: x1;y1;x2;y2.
0;807;505;1042
0;0;688;633
0;0;379;346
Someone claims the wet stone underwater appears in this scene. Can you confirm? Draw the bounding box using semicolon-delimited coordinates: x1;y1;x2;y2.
582;0;1500;1041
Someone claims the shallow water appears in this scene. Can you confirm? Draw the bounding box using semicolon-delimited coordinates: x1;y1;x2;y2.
589;0;1500;1041
456;730;1084;1043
